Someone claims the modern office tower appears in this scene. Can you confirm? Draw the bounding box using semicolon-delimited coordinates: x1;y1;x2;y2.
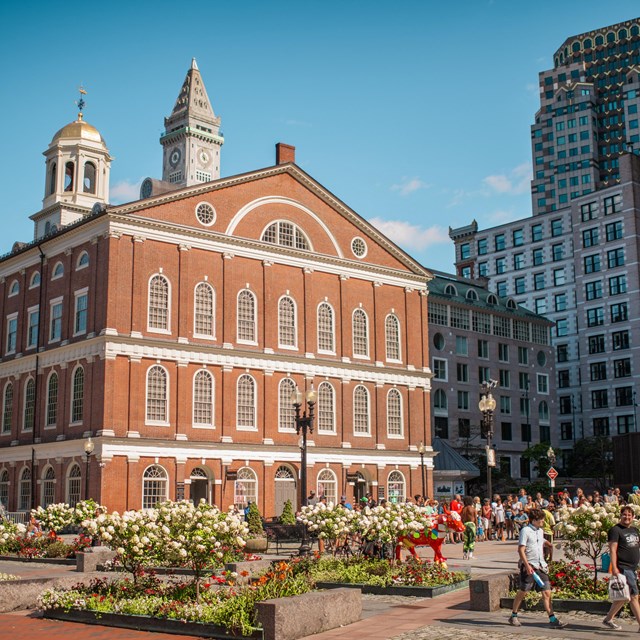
427;271;555;481
532;19;640;215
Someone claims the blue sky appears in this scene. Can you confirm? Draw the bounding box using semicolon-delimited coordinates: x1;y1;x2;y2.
0;1;637;272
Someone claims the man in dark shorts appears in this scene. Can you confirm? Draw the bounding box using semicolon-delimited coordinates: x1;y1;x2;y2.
508;508;567;628
603;505;640;631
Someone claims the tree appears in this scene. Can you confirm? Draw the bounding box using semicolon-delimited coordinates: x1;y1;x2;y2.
246;501;265;536
521;442;554;478
566;437;613;491
279;499;296;525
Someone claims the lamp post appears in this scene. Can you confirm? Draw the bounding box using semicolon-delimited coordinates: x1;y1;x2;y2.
291;385;317;555
547;446;556;489
479;380;497;501
417;442;427;499
84;437;95;500
523;380;531;481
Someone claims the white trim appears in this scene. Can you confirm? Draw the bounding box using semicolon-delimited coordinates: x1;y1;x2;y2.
236;289;257;344
76;251;90;271
192;368;215;429
277;294;298;350
73;288;89;337
8;280;19;297
236;373;257;430
193;282;216;340
5;312;18;355
145;364;170;426
69;364;84;426
51;261;65;280
147;273;171;334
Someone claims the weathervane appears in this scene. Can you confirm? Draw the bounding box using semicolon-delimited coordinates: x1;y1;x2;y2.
76;85;87;119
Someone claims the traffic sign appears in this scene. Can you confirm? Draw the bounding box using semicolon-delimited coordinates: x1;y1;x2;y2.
547;467;558;480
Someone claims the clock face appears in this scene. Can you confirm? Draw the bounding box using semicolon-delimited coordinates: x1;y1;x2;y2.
169;148;181;167
199;150;210;165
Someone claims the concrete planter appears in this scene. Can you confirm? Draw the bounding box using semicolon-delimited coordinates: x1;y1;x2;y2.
244;537;269;553
500;596;611;615
315;579;469;597
0;554;75;565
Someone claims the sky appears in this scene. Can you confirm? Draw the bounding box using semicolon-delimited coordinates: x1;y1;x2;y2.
0;1;638;272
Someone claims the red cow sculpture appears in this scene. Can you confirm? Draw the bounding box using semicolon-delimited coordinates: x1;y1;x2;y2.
395;509;465;565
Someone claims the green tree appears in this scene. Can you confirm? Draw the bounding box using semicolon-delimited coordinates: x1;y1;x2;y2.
246;501;264;536
566;437;613;491
279;499;296;525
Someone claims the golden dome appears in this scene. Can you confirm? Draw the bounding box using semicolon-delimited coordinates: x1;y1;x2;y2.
51;116;105;145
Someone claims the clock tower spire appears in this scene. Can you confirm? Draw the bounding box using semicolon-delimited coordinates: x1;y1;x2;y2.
160;58;223;187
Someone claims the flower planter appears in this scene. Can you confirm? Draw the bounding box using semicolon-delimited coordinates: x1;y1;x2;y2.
0;555;76;565
43;609;263;639
244;537;269;553
315;579;469;597
500;596;610;615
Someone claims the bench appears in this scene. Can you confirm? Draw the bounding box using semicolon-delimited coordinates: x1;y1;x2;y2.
264;523;308;553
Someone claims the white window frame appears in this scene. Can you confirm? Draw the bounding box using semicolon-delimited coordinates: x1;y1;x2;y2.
76;251;89;270
387;470;406;504
5;313;18;354
353;384;371;436
147;274;171;334
2;382;13;435
278;378;297;432
193;282;215;339
18;467;31;511
317;302;335;354
352;308;369;359
70;365;84;425
386;388;404;438
234;466;257;508
41;466;56;508
237;289;257;345
73;287;89;336
537;373;549;395
22;377;35;432
66;464;82;507
192;369;214;429
142;465;168;510
317;381;336;434
145;365;169;426
385;313;402;362
29;272;41;289
51;261;64;280
317;469;337;505
49;297;63;343
236;374;257;431
45;371;58;429
8;280;19;296
277;296;297;350
26;305;39;350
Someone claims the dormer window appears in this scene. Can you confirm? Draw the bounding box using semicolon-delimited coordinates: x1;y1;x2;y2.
487;294;498;305
444;284;457;296
506;298;517;310
466;289;478;301
261;221;310;250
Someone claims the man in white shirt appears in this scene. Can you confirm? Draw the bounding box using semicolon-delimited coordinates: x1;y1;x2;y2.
508;508;567;629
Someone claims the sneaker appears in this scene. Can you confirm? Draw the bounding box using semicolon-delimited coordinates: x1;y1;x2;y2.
602;618;622;630
508;616;521;627
462;552;467;560
549;618;568;629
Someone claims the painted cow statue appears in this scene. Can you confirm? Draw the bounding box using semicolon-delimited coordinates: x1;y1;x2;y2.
395;509;465;564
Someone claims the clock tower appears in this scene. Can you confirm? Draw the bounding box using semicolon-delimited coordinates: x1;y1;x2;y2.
160;59;223;188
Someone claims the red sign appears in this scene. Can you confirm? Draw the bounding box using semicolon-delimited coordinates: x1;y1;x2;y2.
547;467;558;480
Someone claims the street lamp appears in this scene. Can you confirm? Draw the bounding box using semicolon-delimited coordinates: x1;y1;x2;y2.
84;437;95;500
417;442;427;499
522;380;531;481
479;380;497;501
291;385;317;555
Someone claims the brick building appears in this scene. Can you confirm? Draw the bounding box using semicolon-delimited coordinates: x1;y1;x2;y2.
0;62;434;517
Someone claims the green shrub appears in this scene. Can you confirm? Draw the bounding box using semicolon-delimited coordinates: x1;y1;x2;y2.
279;499;296;525
246;502;264;536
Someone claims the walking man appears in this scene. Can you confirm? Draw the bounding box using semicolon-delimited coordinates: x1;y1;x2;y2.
509;508;567;629
602;505;640;631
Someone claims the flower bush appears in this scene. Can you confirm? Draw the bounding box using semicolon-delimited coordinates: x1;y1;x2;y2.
0;520;25;553
30;500;107;533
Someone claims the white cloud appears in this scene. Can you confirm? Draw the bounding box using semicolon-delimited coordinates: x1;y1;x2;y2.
487;209;522;224
483;162;531;195
391;177;431;196
110;178;143;203
368;217;449;251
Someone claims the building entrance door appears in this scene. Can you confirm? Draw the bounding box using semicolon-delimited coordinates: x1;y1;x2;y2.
274;466;297;516
190;467;211;504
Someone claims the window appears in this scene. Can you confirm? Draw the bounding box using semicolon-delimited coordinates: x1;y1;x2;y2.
145;365;167;424
66;464;81;507
500;396;511;415
557;344;568;362
477;339;488;359
29;272;41;288
27;308;39;349
8;280;19;297
456;363;469;382
74;291;88;335
433;358;447;380
457;390;469;410
519;372;530;393
317;469;337;505
583;254;601;273
499;369;510;388
592;389;608;409
551;219;563;237
517;346;528;365
613;330;630;350
532;248;544;265
616;387;633;407
148;275;170;331
278;296;297;348
83;162;96;193
581;201;598;221
590;362;607;381
6;315;17;354
142;465;168;510
262;221;310;250
609;275;627;295
478;262;488;277
558;370;570;388
498;343;509;362
41;467;56;507
582;228;599;247
534;273;545;290
477;238;488;255
352;309;369;357
537;374;549;394
385;314;401;361
533;298;546;314
433;389;447;410
585;281;603;300
2;383;13;434
193;370;214;427
531;224;543;242
19;468;31;511
478;366;490;384
556;319;568;337
277;378;296;432
554;293;567;312
458;418;471;438
195;202;216;226
52;262;64;279
553;268;565;286
237;290;257;343
353;385;370;435
611;302;628;323
46;373;58;427
495;257;506;274
604;194;622;215
317;382;335;433
607;248;625;268
494;234;505;251
50;300;63;342
497;281;507;297
614;358;631;379
387;471;406;504
514;277;526;295
455;336;468;355
587;307;604;327
194;283;215;337
521;423;531;444
552;244;564;261
23;379;35;432
514;253;524;270
460;243;470;260
76;251;89;270
501;422;513;441
617;416;634;435
234;467;258;509
606;221;623;241
512;229;524;246
387;389;403;437
317;302;335;352
237;374;256;429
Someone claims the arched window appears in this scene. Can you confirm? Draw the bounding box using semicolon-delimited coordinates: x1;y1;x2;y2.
2;382;13;434
142;465;168;509
0;469;8;508
433;388;448;410
23;378;35;432
353;385;370;435
45;221;51;235
8;280;19;296
18;467;31;511
64;161;74;191
52;261;64;279
466;289;478;301
388;471;406;504
317;382;335;433
278;296;296;347
146;365;168;423
539;401;550;422
237;289;256;343
317;302;335;352
236;374;256;429
352;309;369;357
317;469;337;505
234;467;257;508
30;271;41;288
76;252;89;269
148;275;170;331
41;466;56;507
194;282;215;337
48;162;57;195
193;369;214;427
387;388;403;437
83;162;96;193
71;366;84;423
261;221;310;250
66;464;81;507
487;294;498;305
46;372;58;427
278;378;296;431
506;299;517;310
444;284;457;296
385;314;401;361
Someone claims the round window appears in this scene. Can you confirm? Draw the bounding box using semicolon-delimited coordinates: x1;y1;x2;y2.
537;351;546;366
433;333;445;350
351;237;367;258
195;202;216;226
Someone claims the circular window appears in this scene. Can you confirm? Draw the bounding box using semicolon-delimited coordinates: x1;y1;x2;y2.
351;237;367;258
433;333;445;350
195;202;216;226
537;351;546;367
